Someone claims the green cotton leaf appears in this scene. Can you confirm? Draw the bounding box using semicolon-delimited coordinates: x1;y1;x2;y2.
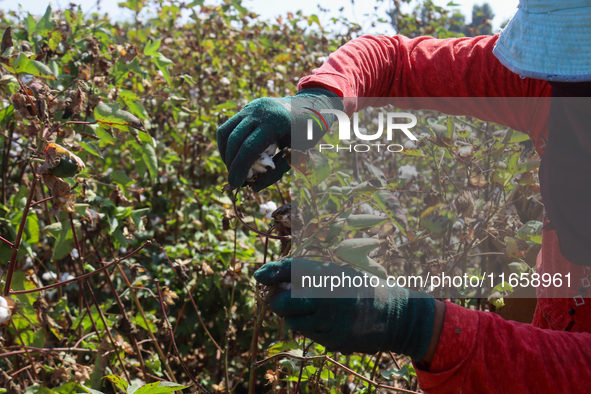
112;58;147;86
36;5;56;37
12;270;40;306
133;381;191;394
366;163;387;186
154;54;174;85
53;226;75;260
143;39;162;57
111;170;134;187
214;100;236;111
320;369;335;380
103;375;128;392
3;53;57;79
108;216;118;234
0;104;14;125
65;9;78;27
48;31;63;51
94;103;144;132
143;39;174;85
15;327;46;348
333;238;387;278
307;14;322;29
97;126;117;146
113;228;129;248
346;214;388;229
516;220;543;244
79;141;102;157
419;203;456;236
141;143;158;182
372;190;408;236
119;90;149;120
267;339;299;356
446;116;454;138
403;148;423;157
43;221;63;237
25;14;37;38
456;124;471;138
381;365;412;385
508;130;530;143
231;0;248;14
25;211;39;244
290;149;331;187
286;366;317;382
491;169;512;188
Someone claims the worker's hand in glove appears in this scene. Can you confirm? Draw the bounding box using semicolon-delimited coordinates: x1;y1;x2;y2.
254;258;441;362
216;88;343;192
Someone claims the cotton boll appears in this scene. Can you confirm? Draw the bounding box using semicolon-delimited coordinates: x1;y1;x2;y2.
260;201;278;220
60;273;76;282
247;144;278;181
0;296;7;308
398;164;418;180
0;307;11;324
358;204;373;215
404;140;418;149
42;272;58;281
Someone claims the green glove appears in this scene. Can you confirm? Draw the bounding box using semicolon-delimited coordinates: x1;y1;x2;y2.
254;258;435;361
216;88;343;192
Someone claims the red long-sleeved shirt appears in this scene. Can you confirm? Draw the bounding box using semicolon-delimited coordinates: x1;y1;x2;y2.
298;34;591;393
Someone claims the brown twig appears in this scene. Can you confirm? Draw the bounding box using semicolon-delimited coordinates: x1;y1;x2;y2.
9;240;151;295
231;188;290;240
155;279;212;394
156;242;222;352
0;235;14;248
68;213;130;383
30;196;53;208
3;176;37;296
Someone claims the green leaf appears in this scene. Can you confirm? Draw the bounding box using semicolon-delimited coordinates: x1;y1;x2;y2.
97;126;117;146
36;5;56;37
53;226;74;260
419;203;456;236
94;103;144;132
133;381;191;394
0;104;14;125
516;220;543;244
25;13;37;38
491;169;512;188
333;238;387;278
25;212;39;244
154;55;174;85
119;90;149;120
381;365;412;385
103;375;128;392
143;40;174;85
268;340;299;356
79;141;102;157
111;170;134;187
214;100;236;111
346;214;387;229
446;116;454;138
3;53;57;79
141;143;158;182
143;39;161;57
290;149;331;187
65;9;78;27
307;14;322;29
372;190;408;236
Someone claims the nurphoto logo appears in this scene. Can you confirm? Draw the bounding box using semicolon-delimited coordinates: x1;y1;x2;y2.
305;109;418;153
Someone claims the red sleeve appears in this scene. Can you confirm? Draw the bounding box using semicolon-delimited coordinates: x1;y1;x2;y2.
298;34;553;153
413;302;591;393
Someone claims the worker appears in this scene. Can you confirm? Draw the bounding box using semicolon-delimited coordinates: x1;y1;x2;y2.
217;0;591;391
